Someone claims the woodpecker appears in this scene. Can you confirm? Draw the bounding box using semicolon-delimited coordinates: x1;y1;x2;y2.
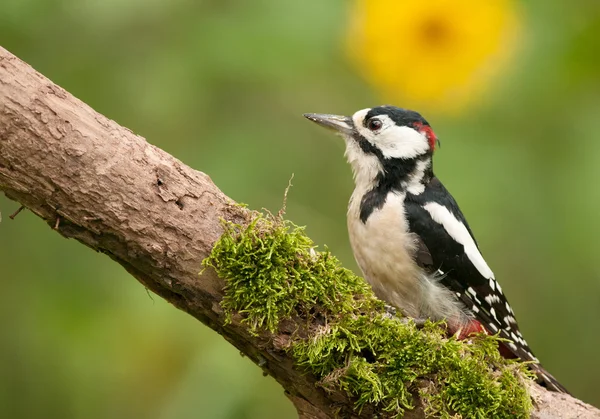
304;105;567;393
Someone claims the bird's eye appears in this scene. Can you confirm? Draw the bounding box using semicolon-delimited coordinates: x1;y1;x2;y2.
367;118;382;131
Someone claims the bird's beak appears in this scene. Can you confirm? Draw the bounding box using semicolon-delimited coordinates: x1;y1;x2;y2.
303;113;355;136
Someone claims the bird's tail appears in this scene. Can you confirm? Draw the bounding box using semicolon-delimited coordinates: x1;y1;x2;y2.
496;339;568;393
530;363;569;393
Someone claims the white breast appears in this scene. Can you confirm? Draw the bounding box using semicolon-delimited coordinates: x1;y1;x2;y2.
347;190;422;316
347;190;467;323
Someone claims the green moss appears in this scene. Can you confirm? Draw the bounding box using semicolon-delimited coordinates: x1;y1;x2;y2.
203;215;533;418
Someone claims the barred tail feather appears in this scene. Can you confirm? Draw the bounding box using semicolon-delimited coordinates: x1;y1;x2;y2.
531;363;569;394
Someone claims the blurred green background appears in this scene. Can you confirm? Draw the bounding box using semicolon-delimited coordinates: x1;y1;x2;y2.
1;0;599;417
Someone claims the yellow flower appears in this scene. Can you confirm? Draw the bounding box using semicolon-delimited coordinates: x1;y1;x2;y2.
347;0;521;114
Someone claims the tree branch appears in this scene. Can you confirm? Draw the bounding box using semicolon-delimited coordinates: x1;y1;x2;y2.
0;46;597;419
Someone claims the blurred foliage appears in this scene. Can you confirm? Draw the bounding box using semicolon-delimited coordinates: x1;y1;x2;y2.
1;0;599;417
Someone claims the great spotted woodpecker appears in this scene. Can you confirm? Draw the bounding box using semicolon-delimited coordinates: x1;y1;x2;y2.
304;105;567;393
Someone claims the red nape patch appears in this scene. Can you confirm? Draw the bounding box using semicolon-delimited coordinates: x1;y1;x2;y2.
413;121;438;151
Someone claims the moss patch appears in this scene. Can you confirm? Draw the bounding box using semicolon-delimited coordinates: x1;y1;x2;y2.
203;215;533;418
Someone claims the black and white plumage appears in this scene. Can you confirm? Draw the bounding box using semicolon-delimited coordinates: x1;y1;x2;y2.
304;105;567;393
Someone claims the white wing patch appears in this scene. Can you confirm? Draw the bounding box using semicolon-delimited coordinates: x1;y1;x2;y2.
422;202;495;280
495;281;503;293
466;287;481;304
485;294;501;305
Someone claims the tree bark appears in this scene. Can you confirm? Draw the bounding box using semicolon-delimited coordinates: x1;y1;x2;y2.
0;46;598;419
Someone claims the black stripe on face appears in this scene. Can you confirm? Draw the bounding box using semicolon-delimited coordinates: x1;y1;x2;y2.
357;137;384;159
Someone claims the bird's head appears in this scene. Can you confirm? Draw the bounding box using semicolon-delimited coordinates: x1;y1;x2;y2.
304;105;439;185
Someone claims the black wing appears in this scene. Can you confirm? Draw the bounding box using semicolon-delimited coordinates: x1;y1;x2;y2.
404;177;533;360
405;177;569;392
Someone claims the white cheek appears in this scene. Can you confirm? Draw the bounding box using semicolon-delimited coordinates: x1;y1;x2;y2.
376;125;430;159
353;112;430;160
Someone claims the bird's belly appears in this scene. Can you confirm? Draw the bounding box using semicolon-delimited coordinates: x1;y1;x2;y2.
347;193;422;317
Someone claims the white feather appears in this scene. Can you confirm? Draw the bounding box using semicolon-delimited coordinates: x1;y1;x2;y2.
340;133;382;195
403;159;430;195
422;202;495;280
496;281;503;293
485;294;501;305
346;190;467;323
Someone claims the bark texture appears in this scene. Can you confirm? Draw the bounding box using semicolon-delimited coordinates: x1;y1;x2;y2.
0;46;598;419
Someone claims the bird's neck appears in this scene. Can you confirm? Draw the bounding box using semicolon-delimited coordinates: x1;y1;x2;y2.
376;155;433;194
355;155;433;223
398;156;434;196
